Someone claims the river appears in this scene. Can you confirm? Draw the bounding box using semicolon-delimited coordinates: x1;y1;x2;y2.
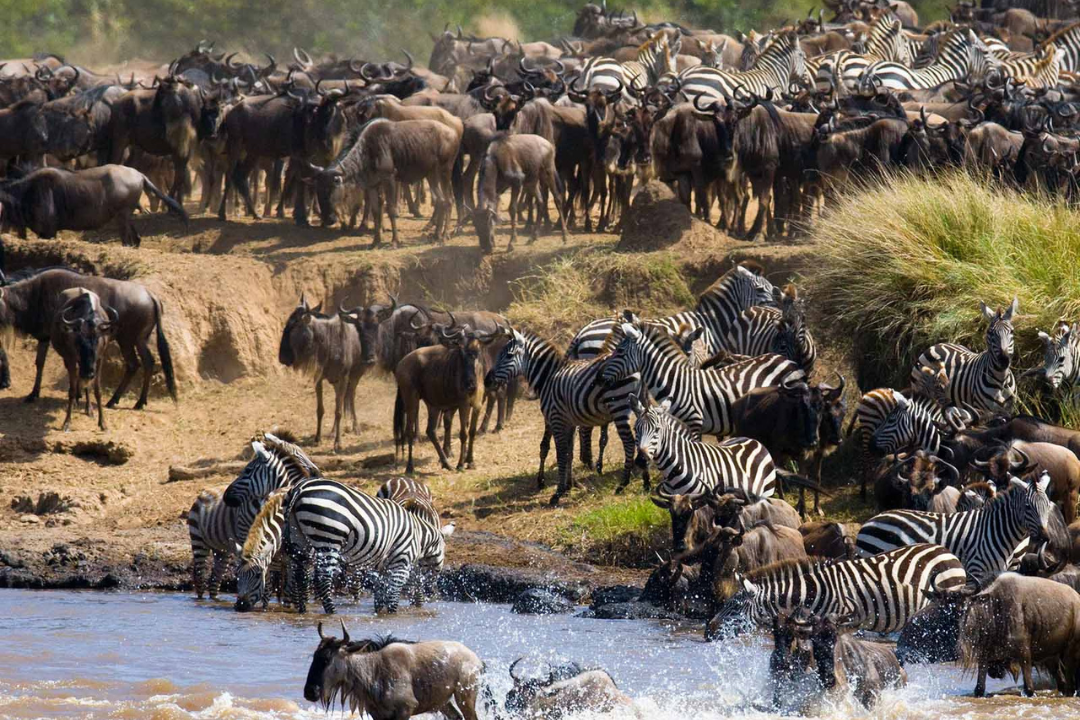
0;590;1074;719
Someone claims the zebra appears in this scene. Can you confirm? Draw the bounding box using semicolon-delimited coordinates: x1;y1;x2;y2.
724;284;817;374
813;15;914;92
631;396;777;506
483;327;643;504
855;474;1056;584
187;489;238;600
598;321;801;438
377;476;448;601
912;296;1018;415
567;262;777;361
284;478;453;614
861;28;992;91
1030;320;1080;391
707;543;969;639
234;487;290;611
574;33;678;104
1046;21;1080;72
621;30;681;88
186;434;317;599
677;31;807;104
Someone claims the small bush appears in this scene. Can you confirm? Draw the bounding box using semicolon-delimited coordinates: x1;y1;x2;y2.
809;172;1080;413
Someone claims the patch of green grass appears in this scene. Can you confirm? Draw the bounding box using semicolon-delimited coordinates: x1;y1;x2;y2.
558;494;671;566
809;172;1080;418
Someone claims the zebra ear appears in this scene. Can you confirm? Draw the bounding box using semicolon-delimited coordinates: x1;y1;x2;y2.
1038;330;1052;345
892;391;909;409
630;395;646;416
1035;471;1051;494
660;397;674;413
979;301;995;322
1003;296;1018;322
251;441;272;461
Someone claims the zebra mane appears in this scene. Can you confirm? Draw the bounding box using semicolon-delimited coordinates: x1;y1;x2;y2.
524;328;568;358
261;432;320;478
698;261;766;302
1044;21;1080;47
743;556;831;582
636;30;668;55
242;488;288;558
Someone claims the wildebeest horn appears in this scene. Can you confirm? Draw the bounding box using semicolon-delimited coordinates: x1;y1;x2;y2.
820;371;845;395
317;621;326;639
293;47;313;69
105;306;119;324
360;62;383;82
518;56;534;77
1010;447;1033;473
605;78;624;100
409;310;427;331
509;657;525;681
397;50;415;76
338;297;362;316
61;306;81;327
339;620;350;643
225;52;241;70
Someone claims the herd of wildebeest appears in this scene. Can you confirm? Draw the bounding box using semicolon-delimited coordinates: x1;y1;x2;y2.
9;0;1080;715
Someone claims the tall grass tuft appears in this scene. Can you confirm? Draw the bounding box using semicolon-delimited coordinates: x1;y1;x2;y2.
808;172;1080;413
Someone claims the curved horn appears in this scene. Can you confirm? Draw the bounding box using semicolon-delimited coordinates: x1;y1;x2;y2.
338;297;363;316
932;456;960;485
1010;446;1033;473
400;50;414;74
360;62;382;83
225;52;241;70
317;621;326;639
105;306;119;324
409;310;427;331
509;657;526;681
339;620;350;643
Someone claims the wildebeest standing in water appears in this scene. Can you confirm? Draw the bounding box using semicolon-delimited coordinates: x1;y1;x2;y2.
279;293;375;451
49;288;117;430
0;165;188;247
303;623;487;719
0;267;177;409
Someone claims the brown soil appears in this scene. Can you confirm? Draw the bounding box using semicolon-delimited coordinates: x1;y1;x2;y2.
0;200;862;595
617;181;734;252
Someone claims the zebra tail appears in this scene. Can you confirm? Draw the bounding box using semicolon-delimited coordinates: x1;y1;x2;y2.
775;470;833;497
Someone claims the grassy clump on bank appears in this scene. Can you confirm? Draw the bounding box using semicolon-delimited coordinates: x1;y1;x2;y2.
809;172;1080;404
560;495;670;567
505;249;696;344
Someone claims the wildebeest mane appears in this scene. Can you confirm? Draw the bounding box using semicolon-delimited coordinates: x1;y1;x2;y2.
345;634;417;653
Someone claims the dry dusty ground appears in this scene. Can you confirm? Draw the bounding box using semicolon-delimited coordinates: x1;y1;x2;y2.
0;194;862;595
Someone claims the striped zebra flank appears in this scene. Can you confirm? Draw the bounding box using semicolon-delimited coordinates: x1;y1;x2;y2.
813;14;914;92
222;432;321;539
632;396;777;504
285;478;452;614
187;489;238;600
855;474;1056;584
708;543;968;638
724;284;817;373
861;28;991;91
986;42;1064;88
912;297;1018;414
677;31;806;104
600;321;801;438
485;327;643;504
1046;21;1080;72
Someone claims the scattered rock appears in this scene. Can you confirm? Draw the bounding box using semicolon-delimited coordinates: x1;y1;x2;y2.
512;588;575;615
439;564;587;604
582;601;684;621
590;585;641;606
69;440;133;465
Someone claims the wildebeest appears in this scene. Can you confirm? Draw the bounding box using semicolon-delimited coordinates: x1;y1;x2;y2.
393;319;492;473
0;267;176;409
971;440;1080;524
0;99;49;164
959;572;1080;697
505;657;635;718
663;489;800;555
0;165;187;246
49;288;116;431
809;609;907;708
799;521;852;559
309;118;459;246
303;624;486;719
279;292;374;451
875;451;962;512
473;133;568;253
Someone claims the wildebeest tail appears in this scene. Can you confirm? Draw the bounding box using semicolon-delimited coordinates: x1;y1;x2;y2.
393;388;405;450
775;470;832;497
141;177;189;225
153;296;178;402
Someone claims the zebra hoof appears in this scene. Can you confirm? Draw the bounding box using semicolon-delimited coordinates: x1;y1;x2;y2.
548;492;563;506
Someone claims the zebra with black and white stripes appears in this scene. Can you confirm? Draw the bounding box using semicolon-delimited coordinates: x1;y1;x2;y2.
856;474;1056;584
186;434;318;599
707;543;968;639
574;33;678;103
912;297;1018;414
1032;320;1080;391
631;396;777;506
484;327;643;504
599;322;801;438
724;284;817;374
813;14;914;92
677;31;807;104
284;478;453;614
1047;22;1080;72
986;42;1064;88
377;477;448;601
234;487;290;611
861;28;991;91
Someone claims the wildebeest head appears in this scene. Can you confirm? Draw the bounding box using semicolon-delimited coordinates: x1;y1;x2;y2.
57;291;117;381
10;100;49;151
969;442;1034;484
890;451;961;511
279;292;324;368
979;296;1018;364
304;621;356;704
815;373;846;449
339;297;395;366
779;373;819;450
505;658;587;715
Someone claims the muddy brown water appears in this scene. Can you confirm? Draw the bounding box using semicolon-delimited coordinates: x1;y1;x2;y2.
0;590;1073;719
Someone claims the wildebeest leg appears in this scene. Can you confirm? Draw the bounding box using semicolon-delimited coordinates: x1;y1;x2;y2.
744;173;772;241
93;375;105;430
62;361;77;432
427;404;454;471
369;188;384;248
232;158;260;220
551;423;575;506
313;379;324;445
479;390;496;434
542;169;568;243
332;378;346;452
465;403;479;469
169;154;190;206
456;406;469;470
106;342;140;408
441;409;453;458
24;339;50;403
387;181;402;248
267;159;284;217
537;425;552;488
346;370;361;433
133;339;155;410
507;183;521;252
1020;654;1035;697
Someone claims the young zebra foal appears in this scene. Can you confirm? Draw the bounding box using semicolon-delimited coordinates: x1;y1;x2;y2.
473;133;567;254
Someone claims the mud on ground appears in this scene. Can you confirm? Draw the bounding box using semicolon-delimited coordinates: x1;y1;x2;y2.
0;200;860;595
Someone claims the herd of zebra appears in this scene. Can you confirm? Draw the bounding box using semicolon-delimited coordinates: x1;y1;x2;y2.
184;254;1080;701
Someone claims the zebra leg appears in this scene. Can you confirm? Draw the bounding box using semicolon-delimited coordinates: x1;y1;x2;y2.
479;390;495;434
191;545;209;600
537;425;552;489
613;414;639;494
290;551;309;614
550;425;575;506
312;548;341;615
207;550;229;600
578;426;594;469
378;560;411;614
596;424;609;475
